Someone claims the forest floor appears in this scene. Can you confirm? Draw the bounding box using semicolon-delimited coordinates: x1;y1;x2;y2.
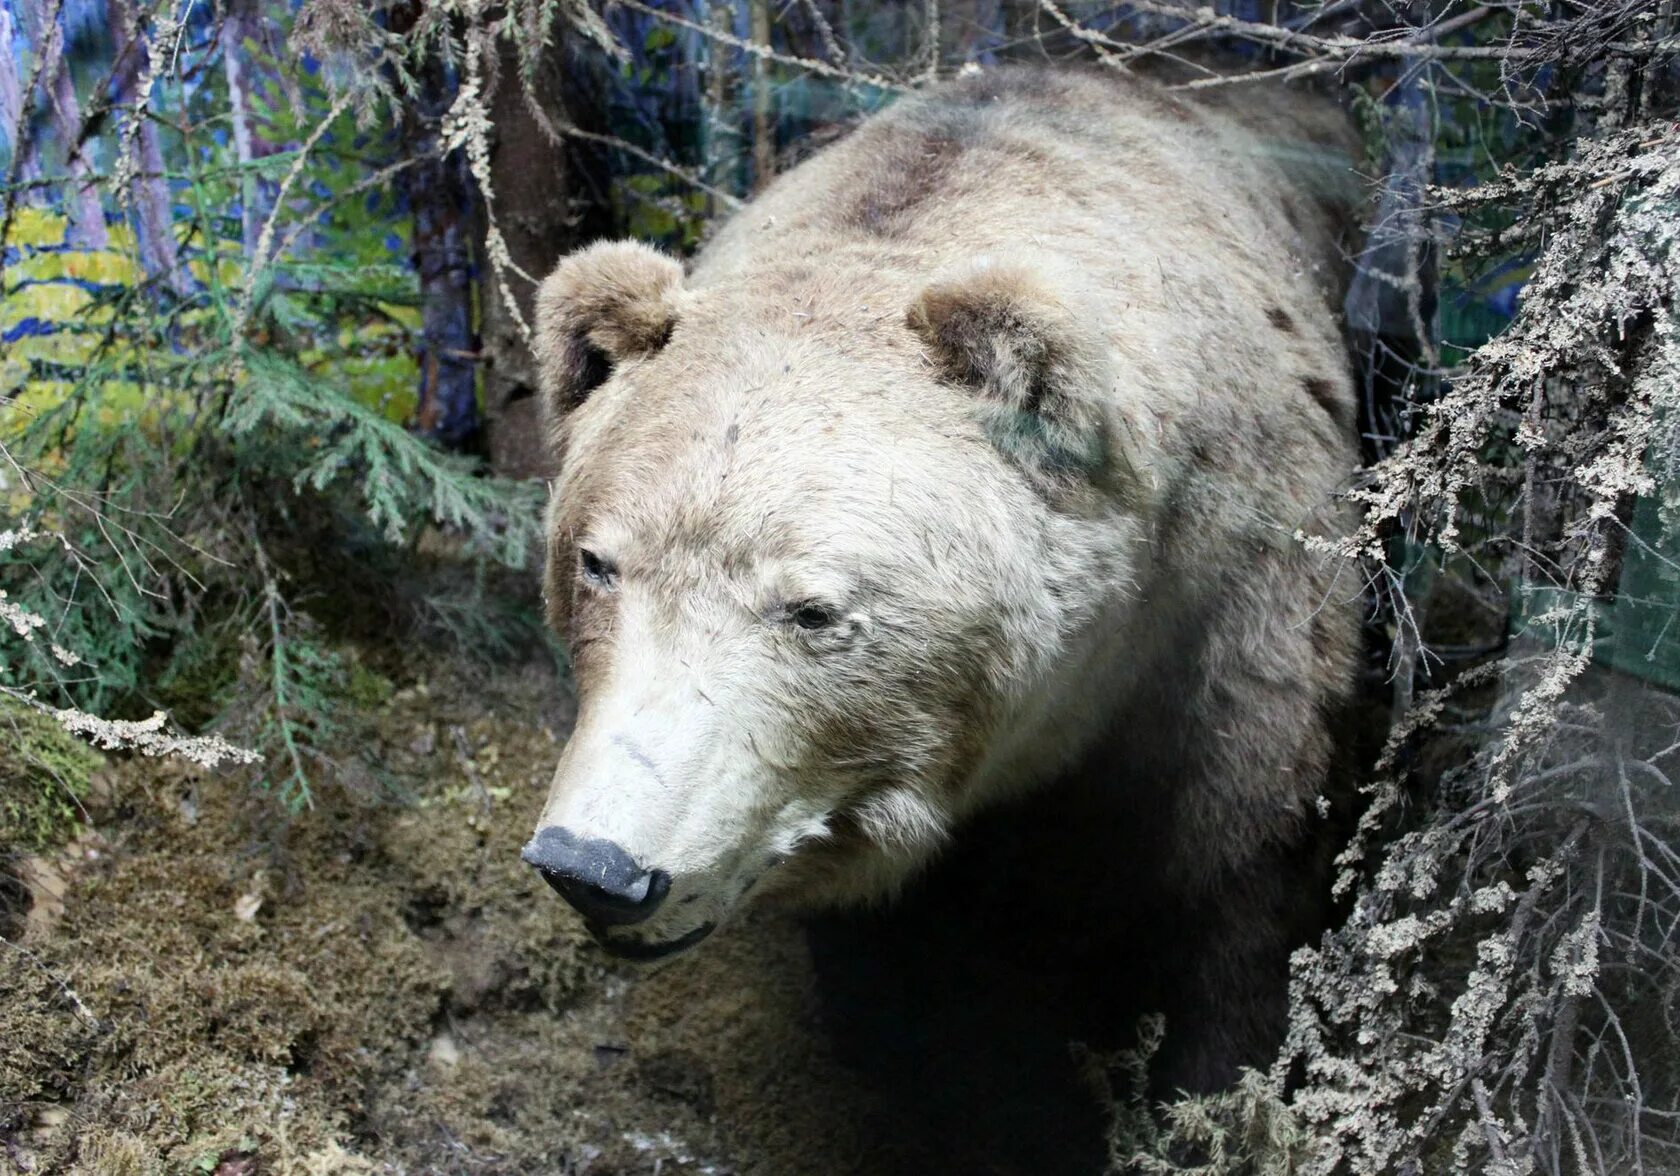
0;645;966;1176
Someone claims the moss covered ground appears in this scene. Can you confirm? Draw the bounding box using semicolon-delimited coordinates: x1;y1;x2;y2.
0;651;935;1175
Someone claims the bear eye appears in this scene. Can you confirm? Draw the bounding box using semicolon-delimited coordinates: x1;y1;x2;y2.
579;547;618;589
786;600;839;631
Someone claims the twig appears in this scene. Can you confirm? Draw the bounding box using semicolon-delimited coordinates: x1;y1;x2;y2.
610;0;910;92
234;83;360;338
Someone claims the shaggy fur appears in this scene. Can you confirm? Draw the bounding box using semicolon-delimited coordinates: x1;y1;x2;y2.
528;64;1364;1090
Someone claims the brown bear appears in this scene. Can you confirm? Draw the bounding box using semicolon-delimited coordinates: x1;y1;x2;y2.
521;63;1365;1103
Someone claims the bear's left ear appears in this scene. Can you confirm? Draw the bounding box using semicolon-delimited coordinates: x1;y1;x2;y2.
908;257;1129;492
533;240;686;425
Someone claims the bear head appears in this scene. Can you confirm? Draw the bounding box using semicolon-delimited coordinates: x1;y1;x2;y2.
521;239;1152;960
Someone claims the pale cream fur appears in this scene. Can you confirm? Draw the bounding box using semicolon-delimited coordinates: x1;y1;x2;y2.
527;64;1364;989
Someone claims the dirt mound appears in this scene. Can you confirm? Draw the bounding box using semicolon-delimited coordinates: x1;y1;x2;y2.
0;655;948;1175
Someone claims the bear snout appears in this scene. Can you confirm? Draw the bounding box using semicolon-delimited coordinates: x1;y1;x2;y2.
521;825;671;926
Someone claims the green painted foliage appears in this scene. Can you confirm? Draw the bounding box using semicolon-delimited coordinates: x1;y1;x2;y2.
0;5;544;814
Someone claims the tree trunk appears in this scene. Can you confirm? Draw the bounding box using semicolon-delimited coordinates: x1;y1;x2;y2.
0;6;45;205
219;0;259;259
701;0;737;210
17;1;107;245
109;0;186;294
397;21;481;451
472;31;607;479
750;0;774;189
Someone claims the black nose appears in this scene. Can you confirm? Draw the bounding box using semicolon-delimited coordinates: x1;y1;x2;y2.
521;826;670;926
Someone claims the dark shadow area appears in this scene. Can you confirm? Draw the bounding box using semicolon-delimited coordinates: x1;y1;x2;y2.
804;772;1316;1175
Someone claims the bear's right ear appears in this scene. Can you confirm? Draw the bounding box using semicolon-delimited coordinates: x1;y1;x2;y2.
533;240;685;421
907;256;1133;496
